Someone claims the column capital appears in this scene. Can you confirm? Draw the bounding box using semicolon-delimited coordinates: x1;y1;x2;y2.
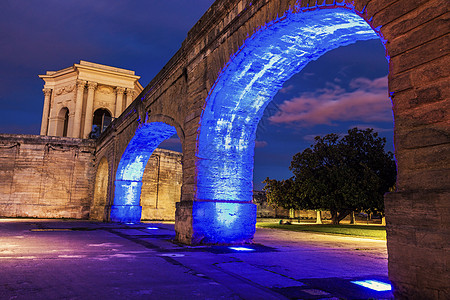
42;88;52;96
87;82;98;90
125;88;134;107
116;87;125;94
76;80;86;89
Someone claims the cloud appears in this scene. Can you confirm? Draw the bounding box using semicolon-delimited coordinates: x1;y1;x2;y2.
255;140;268;148
269;76;391;126
279;84;294;94
349;76;388;90
303;134;323;142
302;72;315;79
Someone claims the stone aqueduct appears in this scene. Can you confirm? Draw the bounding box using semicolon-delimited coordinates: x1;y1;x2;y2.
92;0;448;298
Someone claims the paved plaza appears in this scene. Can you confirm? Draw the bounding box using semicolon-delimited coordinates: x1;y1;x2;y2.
0;219;392;299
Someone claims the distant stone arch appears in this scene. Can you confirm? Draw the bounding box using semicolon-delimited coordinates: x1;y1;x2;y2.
90;156;110;221
147;114;185;143
110;122;178;223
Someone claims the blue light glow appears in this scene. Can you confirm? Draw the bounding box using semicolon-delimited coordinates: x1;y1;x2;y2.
351;280;392;291
146;227;159;230
110;122;177;223
192;201;256;244
195;8;378;243
229;246;255;251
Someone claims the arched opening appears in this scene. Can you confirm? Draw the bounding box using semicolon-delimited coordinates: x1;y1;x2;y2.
140;132;183;221
140;150;183;221
111;122;178;223
253;38;392;223
92;108;112;133
56;107;70;137
196;8;389;243
91;157;109;221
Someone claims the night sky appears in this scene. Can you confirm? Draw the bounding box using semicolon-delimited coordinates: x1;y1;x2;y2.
0;0;393;191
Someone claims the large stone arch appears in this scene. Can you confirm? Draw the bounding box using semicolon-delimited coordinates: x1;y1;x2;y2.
193;7;380;244
110;121;181;223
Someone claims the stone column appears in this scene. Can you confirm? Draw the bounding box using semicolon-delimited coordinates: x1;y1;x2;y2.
114;87;125;117
72;80;86;138
40;88;52;135
110;180;143;223
83;82;97;138
125;88;133;108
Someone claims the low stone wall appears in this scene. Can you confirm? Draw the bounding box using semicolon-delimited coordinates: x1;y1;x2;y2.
0;134;95;219
253;191;332;220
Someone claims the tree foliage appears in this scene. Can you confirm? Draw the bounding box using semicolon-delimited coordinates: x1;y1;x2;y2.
263;128;396;224
263;177;307;211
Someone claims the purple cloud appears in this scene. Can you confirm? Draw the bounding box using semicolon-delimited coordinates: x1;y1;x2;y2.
255;140;268;148
269;76;391;126
279;85;294;94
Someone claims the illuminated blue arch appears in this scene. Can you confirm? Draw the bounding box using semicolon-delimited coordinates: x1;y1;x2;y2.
195;8;380;242
110;122;177;223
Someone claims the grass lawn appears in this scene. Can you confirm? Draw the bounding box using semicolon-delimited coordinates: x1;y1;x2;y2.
256;223;386;240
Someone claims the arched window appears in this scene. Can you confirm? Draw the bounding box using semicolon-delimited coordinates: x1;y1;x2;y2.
57;107;69;137
92;108;112;133
62;109;69;137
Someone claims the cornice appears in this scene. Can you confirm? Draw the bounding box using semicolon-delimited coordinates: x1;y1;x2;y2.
75;64;140;80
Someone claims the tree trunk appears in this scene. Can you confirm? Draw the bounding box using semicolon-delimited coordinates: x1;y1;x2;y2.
316;210;322;224
350;211;355;224
289;208;295;219
331;211;339;225
381;216;386;226
331;210;351;225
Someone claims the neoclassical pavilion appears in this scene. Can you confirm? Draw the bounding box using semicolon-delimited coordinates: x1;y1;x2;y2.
39;61;143;139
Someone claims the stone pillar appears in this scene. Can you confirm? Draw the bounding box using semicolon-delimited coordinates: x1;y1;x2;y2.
114;87;125;117
83;82;97;138
40;88;52;135
72;80;86;138
125;88;133;108
175;200;256;245
110;180;143;223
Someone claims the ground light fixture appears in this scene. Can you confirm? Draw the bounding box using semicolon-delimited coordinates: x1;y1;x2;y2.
351;279;392;291
146;227;159;230
228;246;255;251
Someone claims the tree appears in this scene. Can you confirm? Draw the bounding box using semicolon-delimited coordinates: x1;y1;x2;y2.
263;176;315;219
289;128;396;224
262;177;301;211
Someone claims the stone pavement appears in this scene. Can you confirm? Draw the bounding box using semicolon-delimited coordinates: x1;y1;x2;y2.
0;219;393;299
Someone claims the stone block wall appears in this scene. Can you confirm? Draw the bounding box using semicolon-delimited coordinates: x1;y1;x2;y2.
0;134;95;219
140;148;183;220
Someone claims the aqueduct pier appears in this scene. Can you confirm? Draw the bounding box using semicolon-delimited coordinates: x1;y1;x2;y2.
87;0;447;298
